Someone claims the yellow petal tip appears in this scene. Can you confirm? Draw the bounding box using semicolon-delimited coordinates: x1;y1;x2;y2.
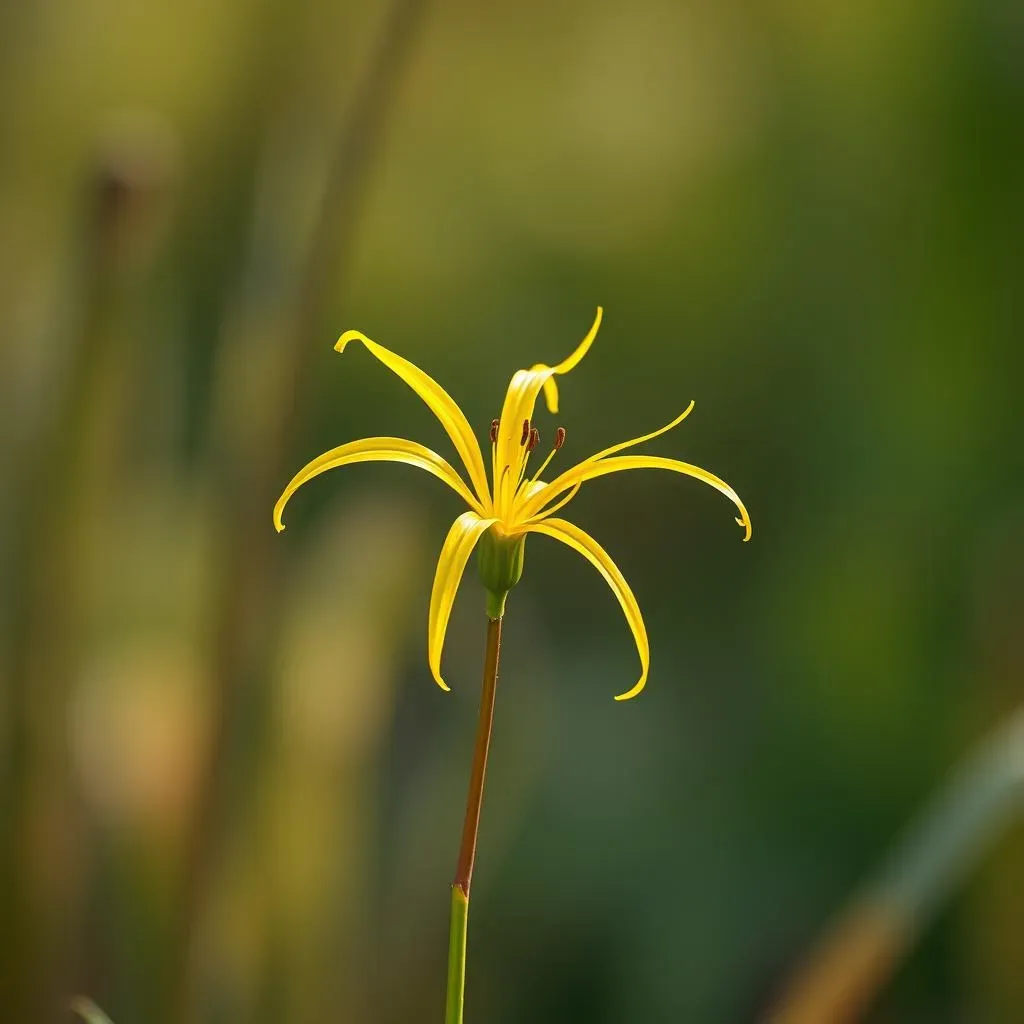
335;329;365;353
613;675;646;701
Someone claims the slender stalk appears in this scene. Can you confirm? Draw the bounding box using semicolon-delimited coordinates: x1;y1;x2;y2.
446;615;503;1023
169;0;428;1019
1;140;162;1024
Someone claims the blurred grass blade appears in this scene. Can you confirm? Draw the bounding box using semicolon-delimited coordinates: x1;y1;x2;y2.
169;1;430;1021
767;706;1024;1023
70;997;115;1024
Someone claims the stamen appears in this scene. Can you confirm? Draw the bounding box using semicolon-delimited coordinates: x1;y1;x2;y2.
527;427;540;452
526;425;563;487
489;418;500;443
520;419;530;446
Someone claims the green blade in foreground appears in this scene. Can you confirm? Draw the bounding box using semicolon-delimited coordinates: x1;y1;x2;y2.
71;997;116;1024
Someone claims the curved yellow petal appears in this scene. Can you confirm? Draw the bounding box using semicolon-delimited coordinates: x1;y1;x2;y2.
526;517;649;701
336;330;492;508
539;304;603;413
514;403;693;521
520;455;751;541
523;481;582;523
492;307;602;514
428;512;498;691
273;436;483;531
590;401;695;463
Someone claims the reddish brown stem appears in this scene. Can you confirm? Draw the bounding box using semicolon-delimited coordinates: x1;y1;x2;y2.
453;616;502;896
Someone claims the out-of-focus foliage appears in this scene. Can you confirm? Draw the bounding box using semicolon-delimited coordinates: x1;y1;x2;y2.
1;1;1022;1022
72;996;116;1024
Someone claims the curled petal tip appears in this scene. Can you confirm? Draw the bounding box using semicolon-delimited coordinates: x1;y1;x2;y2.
736;516;752;541
273;493;290;532
334;329;365;353
541;378;561;414
434;676;451;693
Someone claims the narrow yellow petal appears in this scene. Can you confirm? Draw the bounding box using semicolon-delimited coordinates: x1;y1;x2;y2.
273;436;483;532
428;512;498;691
590;401;695;462
492;307;602;516
520;455;752;541
525;517;649;701
540;305;603;413
523;481;582;522
515;403;693;521
336;330;492;507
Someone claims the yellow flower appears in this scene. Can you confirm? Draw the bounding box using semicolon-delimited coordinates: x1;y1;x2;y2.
274;308;750;700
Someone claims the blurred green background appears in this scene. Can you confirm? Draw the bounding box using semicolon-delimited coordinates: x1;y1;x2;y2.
2;0;1023;1021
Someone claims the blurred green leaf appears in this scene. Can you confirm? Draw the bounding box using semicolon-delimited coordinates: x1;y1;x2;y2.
71;997;116;1024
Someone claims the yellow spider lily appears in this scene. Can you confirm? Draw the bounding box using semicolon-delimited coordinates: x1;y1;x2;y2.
274;308;750;700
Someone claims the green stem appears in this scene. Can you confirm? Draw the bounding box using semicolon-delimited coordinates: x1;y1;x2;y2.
445;614;503;1023
445;886;469;1024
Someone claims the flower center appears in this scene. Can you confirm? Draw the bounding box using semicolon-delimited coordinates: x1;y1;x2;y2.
488;417;566;517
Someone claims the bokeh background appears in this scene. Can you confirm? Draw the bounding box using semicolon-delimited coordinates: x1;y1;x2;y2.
2;0;1024;1021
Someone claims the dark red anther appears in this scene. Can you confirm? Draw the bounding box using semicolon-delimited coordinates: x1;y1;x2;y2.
527;427;540;452
489;418;500;443
520;419;530;446
555;426;566;450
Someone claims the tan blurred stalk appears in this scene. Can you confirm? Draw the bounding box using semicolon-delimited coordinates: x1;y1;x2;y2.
169;1;429;1021
766;707;1024;1024
766;904;908;1024
0;117;175;1024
